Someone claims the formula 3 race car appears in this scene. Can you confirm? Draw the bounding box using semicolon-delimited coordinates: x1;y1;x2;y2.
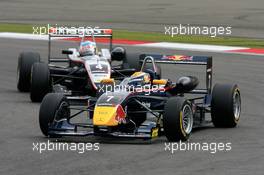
16;28;142;102
38;54;241;141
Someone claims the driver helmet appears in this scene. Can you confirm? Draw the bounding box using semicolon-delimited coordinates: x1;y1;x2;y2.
79;41;96;56
127;72;151;87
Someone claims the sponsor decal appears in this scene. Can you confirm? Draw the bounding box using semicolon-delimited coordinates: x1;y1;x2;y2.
115;105;126;124
162;55;193;61
151;128;159;138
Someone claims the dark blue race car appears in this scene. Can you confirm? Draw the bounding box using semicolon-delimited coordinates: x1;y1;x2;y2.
38;54;241;142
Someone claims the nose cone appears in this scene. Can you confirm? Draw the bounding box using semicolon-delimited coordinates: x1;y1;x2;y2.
93;106;118;126
93;105;126;126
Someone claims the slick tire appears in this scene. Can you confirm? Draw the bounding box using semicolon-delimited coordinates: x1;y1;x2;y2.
17;52;40;92
163;97;193;142
30;62;50;102
39;93;69;137
122;53;141;71
211;84;241;128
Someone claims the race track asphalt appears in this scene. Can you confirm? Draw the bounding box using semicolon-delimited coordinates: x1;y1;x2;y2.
0;38;263;175
0;0;264;38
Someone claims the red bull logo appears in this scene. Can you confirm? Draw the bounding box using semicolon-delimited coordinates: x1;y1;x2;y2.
163;55;192;61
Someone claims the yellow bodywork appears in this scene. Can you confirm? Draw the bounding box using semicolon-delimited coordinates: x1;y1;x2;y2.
93;106;119;126
100;78;114;84
152;79;167;85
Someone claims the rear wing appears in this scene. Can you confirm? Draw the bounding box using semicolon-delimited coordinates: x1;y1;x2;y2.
48;28;113;62
139;54;212;94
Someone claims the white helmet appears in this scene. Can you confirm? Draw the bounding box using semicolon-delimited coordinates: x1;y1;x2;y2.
79;41;96;56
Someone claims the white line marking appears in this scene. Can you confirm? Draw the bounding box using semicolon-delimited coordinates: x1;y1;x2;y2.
0;32;49;40
1;32;264;56
137;42;247;51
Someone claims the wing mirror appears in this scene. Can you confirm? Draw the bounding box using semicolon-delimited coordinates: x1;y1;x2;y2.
62;50;73;55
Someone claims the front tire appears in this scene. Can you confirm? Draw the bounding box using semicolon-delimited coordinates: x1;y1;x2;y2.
39;93;69;137
30;62;50;102
211;84;241;127
163;97;193;141
17;52;40;92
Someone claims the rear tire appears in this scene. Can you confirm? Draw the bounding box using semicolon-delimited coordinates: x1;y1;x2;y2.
39;93;69;137
211;84;241;127
30;62;50;102
17;52;40;92
163;97;193;141
122;53;141;71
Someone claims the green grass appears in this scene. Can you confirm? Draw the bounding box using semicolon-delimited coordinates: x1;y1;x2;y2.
0;23;33;33
114;30;264;48
1;23;264;48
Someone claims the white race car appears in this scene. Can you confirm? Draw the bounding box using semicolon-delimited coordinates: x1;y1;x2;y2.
17;28;142;102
